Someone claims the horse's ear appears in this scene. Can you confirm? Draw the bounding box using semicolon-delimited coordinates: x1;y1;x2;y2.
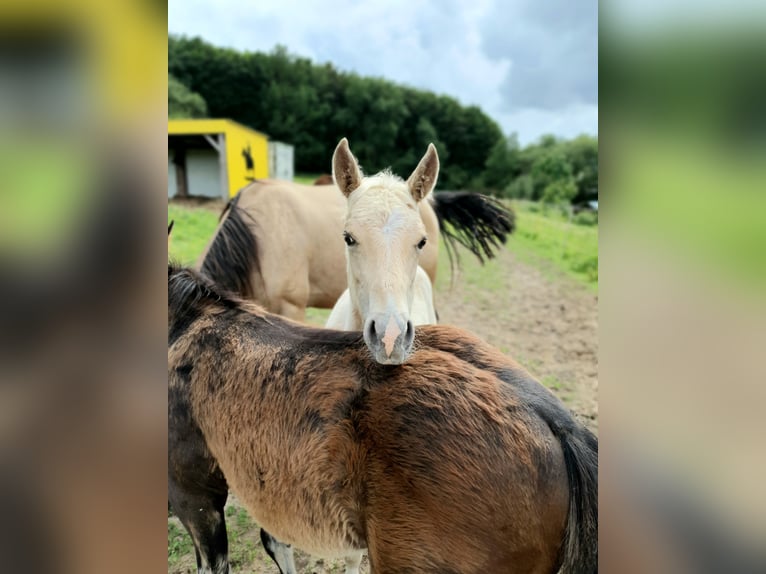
407;143;439;202
332;138;362;197
168;221;174;236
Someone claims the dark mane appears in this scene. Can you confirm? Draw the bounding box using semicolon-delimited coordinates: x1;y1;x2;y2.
200;191;260;298
169;263;364;350
168;264;242;344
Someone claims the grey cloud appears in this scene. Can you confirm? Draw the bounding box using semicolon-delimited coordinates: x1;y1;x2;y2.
481;0;597;111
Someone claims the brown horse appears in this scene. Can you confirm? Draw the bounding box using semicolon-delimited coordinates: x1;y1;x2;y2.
197;173;514;322
313;174;334;185
168;264;598;574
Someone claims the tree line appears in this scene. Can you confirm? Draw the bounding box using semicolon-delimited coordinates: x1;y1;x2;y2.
169;35;597;204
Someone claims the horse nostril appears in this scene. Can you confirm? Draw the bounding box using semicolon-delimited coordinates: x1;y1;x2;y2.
405;320;414;341
365;319;377;340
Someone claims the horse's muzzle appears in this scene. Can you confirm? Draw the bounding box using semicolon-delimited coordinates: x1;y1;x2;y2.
363;315;414;365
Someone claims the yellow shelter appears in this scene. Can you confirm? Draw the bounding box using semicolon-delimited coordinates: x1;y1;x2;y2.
168;119;269;199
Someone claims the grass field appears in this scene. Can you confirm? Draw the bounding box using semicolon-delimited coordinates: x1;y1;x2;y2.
509;202;598;289
168;203;220;265
293;173;322;185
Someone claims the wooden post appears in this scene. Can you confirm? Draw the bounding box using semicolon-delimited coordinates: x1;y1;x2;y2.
172;145;188;198
204;134;228;199
219;134;228;199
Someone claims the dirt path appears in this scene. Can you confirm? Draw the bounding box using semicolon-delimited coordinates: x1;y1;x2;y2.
436;248;598;431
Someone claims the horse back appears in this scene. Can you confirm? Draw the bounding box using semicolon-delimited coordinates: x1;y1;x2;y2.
356;343;569;572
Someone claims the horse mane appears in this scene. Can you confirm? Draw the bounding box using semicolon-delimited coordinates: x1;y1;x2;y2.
200;191;260;298
169;264;243;332
431;191;516;273
169;263;364;349
367;169;404;188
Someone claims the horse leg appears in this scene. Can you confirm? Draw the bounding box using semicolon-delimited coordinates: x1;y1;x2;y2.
169;385;230;573
169;472;229;574
259;529;298;574
344;551;364;574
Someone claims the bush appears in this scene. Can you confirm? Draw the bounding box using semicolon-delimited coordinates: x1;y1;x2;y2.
573;210;598;226
541;177;577;206
169;74;208;119
572;254;599;282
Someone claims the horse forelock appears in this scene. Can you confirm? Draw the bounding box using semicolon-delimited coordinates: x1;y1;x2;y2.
346;176;420;226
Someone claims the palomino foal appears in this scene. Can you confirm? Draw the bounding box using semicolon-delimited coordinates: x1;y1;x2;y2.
325;138;438;363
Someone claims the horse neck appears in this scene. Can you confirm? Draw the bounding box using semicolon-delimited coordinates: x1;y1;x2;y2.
345;262;366;331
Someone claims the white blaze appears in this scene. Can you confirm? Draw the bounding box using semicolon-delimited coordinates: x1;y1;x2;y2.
382;316;401;357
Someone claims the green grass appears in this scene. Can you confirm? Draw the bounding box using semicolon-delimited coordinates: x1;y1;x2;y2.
306;307;332;326
510;202;598;289
167;522;194;565
168;204;220;265
434;201;598;293
227;508;261;567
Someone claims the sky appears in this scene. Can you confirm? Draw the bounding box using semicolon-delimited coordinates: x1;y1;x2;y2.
169;0;598;145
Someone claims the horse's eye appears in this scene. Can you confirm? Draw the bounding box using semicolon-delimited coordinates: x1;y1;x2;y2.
344;232;357;246
417;237;427;250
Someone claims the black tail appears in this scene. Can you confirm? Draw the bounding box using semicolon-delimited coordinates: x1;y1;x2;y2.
200;192;260;299
556;423;598;573
431;191;515;273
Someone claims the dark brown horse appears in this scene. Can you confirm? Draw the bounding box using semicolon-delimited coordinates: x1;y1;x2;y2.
313;174;334;185
168;265;598;574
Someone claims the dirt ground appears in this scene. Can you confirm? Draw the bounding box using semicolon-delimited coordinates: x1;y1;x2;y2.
168;210;598;573
436;247;598;431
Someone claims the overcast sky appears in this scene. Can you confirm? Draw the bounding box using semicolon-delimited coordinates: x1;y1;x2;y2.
169;0;597;145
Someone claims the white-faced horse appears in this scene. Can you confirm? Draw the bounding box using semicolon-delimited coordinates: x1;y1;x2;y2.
325;138;438;361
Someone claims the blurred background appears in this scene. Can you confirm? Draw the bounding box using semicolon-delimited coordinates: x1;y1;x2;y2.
601;1;766;572
0;1;167;573
0;0;763;572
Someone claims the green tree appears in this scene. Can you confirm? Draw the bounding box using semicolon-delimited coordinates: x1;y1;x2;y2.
562;134;598;204
541;177;578;206
530;148;574;202
482;132;521;193
505;174;534;199
169;33;500;176
168;74;207;118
